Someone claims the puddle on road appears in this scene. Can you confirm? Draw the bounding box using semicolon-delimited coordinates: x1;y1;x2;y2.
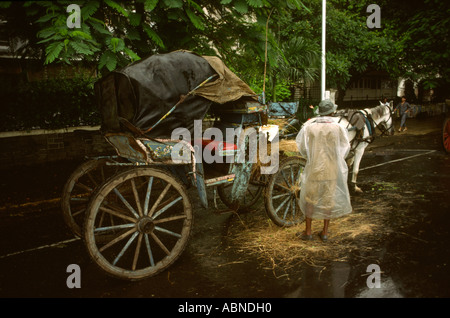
284;261;403;298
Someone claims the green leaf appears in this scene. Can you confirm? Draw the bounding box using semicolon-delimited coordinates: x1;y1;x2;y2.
70;30;93;40
128;12;142;26
126;28;141;41
45;42;64;64
81;1;100;19
99;50;118;71
37;34;64;44
109;37;125;52
143;25;165;48
35;13;57;23
144;0;159;11
37;27;56;39
163;0;183;9
234;0;248;14
220;0;232;4
123;47;141;62
186;0;203;12
88;19;111;35
246;0;263;8
186;9;205;30
288;0;311;13
104;0;129;17
69;41;96;56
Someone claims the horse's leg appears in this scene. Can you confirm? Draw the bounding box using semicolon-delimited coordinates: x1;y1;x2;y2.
350;144;367;193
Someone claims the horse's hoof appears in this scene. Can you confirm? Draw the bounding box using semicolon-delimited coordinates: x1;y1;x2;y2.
354;185;363;193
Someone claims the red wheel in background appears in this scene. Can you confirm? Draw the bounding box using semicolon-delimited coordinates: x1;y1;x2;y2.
443;117;450;154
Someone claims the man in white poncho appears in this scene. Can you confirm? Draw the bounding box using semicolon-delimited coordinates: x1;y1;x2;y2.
296;99;352;241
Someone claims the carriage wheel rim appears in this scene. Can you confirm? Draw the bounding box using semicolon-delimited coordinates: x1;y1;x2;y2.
61;159;115;237
84;167;193;280
443;118;450;152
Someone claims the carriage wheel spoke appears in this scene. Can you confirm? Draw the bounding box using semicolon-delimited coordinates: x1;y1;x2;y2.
130;179;143;217
152;196;183;220
98;226;136;252
112;232;139;266
144;234;155;267
282;198;291;220
280;169;291;187
70;196;89;202
290;197;297;218
99;206;136;223
95;223;135;234
148;183;171;218
274;182;291;192
74;182;93;193
290;166;295;185
150;232;170;255
86;171;98;188
113;188;140;219
153;215;187;224
72;208;85;217
275;195;291;214
154;226;182;238
98;210;106;228
100;165;105;182
296;167;302;185
143;177;154;216
132;233;144;271
272;192;290;200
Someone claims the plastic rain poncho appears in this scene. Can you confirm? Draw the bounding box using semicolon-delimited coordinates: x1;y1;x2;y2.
296;117;352;219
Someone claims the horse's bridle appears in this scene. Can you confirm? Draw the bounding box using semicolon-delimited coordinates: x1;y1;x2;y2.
369;104;394;137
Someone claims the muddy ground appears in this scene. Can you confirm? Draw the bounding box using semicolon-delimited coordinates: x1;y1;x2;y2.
0;114;449;298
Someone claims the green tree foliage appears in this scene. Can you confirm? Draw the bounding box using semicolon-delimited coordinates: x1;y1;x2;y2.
0;0;310;80
329;0;450;101
377;0;450;93
3;0;444;108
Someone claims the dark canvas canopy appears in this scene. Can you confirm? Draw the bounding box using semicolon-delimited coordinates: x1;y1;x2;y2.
94;50;258;138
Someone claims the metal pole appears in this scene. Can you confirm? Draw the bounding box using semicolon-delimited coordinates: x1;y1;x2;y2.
321;0;326;101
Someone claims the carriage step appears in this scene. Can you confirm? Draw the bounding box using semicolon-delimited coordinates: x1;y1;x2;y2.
204;174;235;187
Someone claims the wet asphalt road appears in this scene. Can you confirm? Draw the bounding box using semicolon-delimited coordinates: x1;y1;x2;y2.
0;116;449;299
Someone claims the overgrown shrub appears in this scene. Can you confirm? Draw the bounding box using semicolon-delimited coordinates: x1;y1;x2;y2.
0;75;100;131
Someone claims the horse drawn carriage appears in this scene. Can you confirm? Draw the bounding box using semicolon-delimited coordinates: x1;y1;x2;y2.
61;51;305;280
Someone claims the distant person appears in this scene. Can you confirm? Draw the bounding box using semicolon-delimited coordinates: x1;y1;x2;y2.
295;99;353;242
381;97;389;107
394;96;412;132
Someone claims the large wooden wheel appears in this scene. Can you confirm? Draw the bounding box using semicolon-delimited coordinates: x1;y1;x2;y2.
264;156;306;227
83;167;193;280
61;158;120;237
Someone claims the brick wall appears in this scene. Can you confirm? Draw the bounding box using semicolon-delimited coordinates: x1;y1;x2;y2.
0;127;115;169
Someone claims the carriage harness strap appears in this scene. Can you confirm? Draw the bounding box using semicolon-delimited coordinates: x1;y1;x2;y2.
338;110;375;150
337;105;393;151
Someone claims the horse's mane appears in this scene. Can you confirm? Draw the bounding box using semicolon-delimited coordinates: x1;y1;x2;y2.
370;105;388;120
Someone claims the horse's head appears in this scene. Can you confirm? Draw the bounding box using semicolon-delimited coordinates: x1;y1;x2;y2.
383;106;395;135
373;104;395;136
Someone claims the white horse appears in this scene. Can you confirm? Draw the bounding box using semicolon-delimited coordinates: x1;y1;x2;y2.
332;102;395;193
